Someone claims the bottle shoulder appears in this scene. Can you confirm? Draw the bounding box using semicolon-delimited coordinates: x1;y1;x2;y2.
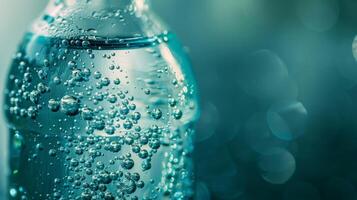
30;2;167;39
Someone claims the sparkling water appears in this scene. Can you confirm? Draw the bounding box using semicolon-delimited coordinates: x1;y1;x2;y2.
4;32;199;200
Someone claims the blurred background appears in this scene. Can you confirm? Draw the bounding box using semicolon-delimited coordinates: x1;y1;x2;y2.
3;0;357;199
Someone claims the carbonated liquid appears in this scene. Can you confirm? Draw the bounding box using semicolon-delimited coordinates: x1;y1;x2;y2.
5;32;199;200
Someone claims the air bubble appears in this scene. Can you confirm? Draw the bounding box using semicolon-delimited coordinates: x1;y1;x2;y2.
68;61;77;68
122;158;134;169
173;109;183;120
81;107;94;120
114;78;121;85
60;95;80;116
151;108;162;120
48;99;60;112
49;149;57;157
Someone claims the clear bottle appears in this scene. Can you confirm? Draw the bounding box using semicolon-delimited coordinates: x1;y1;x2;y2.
4;0;200;199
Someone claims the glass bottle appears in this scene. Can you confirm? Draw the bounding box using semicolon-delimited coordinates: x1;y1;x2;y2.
4;0;200;199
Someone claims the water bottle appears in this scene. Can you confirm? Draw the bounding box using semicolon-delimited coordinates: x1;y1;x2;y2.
4;0;200;199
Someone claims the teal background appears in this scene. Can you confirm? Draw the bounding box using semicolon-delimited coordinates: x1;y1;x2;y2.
2;0;357;199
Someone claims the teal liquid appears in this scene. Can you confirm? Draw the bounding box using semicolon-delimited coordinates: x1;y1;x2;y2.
4;32;199;200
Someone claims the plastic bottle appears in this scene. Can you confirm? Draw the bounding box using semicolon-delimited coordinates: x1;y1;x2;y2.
4;0;200;199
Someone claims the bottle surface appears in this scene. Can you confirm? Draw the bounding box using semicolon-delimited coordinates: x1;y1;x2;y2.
4;1;199;199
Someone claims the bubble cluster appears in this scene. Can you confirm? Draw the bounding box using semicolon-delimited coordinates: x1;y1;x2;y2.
5;29;199;199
